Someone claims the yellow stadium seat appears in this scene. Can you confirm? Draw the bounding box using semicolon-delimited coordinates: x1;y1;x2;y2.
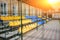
9;21;14;26
46;19;49;22
38;16;42;18
18;27;21;33
18;23;37;34
9;19;32;26
1;16;26;20
42;18;46;20
20;16;25;19
22;19;32;24
18;26;28;33
1;16;8;20
9;21;20;26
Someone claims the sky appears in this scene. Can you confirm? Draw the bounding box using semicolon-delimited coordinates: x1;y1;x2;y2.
50;0;60;9
23;0;60;11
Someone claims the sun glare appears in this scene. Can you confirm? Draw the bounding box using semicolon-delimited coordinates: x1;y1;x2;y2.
48;0;58;4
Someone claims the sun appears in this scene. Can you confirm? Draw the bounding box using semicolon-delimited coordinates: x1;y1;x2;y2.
48;0;58;4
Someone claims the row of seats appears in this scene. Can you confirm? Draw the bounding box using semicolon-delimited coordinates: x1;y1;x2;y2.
25;16;38;19
18;23;37;33
25;16;47;25
0;23;37;40
0;16;25;20
0;15;50;40
0;16;46;26
9;19;32;26
0;15;48;28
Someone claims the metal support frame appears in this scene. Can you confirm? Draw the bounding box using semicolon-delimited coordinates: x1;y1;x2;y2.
18;0;23;40
10;0;11;16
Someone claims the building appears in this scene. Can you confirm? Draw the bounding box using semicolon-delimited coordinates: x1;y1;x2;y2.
0;0;18;16
0;0;42;16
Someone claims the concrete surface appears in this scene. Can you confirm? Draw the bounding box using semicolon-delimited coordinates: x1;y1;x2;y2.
22;20;60;40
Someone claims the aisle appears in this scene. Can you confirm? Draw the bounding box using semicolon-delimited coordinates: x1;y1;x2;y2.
22;20;60;40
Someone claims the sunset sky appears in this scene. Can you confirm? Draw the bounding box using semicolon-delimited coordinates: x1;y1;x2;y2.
23;0;60;11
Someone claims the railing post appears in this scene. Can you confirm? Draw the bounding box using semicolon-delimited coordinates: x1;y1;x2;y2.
18;0;23;40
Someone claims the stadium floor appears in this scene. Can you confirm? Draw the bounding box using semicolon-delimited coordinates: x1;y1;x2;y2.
19;20;60;40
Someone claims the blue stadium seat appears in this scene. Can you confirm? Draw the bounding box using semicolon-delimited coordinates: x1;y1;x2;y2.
31;18;42;22
0;20;3;25
25;16;38;19
31;19;37;22
25;16;46;25
38;20;46;25
37;18;42;20
25;16;42;22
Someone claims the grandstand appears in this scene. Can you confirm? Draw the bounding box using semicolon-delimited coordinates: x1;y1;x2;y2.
0;0;60;40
